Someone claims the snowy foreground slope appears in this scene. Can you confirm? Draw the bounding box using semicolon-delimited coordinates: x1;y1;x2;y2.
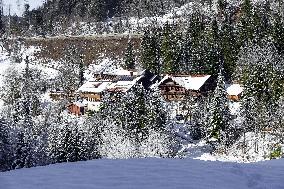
1;158;283;189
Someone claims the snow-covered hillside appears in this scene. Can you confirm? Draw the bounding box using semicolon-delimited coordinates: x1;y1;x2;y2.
1;158;283;189
0;46;58;80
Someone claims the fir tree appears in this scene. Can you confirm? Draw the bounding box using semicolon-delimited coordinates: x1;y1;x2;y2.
207;64;231;149
0;119;11;171
180;30;192;73
123;40;135;70
12;131;34;169
0;8;4;35
220;13;238;81
161;23;178;74
188;10;206;74
79;54;85;87
238;0;254;46
140;28;161;74
273;14;284;54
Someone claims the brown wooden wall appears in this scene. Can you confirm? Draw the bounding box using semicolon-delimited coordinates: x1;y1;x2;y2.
68;104;85;116
80;93;102;102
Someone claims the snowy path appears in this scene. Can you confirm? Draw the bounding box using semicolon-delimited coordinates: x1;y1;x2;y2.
0;158;283;189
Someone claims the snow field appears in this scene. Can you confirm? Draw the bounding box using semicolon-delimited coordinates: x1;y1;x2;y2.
0;158;283;189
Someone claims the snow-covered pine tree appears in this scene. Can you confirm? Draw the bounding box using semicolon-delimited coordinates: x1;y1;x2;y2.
56;45;82;101
12;129;34;169
123;40;135;70
190;96;210;140
206;18;220;76
188;9;205;74
251;1;272;42
238;0;254;46
180;30;192;74
0;67;21;106
273;13;284;55
125;84;148;149
220;11;238;81
0;118;12;171
238;40;283;107
161;23;178;74
56;122;72;163
207;64;232;151
140;28;161;74
11;57;42;169
145;88;167;131
83;114;102;160
65;122;84;162
140;29;152;70
46;113;61;164
79;54;85;87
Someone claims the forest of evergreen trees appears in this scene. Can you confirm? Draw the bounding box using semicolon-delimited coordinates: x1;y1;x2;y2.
0;58;178;171
136;0;284;82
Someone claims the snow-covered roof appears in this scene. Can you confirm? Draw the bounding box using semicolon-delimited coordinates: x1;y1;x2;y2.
156;75;211;90
76;78;112;93
107;75;143;92
74;101;87;107
108;69;139;76
77;75;143;94
226;84;243;96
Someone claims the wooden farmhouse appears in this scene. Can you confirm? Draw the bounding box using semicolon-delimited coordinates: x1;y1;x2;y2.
73;69;159;113
155;74;216;101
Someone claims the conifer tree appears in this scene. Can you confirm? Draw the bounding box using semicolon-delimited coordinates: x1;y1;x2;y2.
68;123;86;162
12;130;34;169
207;64;231;148
220;13;238;81
188;10;206;74
206;18;220;76
141;28;161;74
145;88;167;131
12;57;40;169
1;68;21;106
238;0;254;46
217;0;228;16
79;54;85;87
0;119;11;171
0;8;4;35
123;40;135;70
56;123;72;163
161;23;178;74
83;114;102;159
273;14;284;54
238;40;283;103
56;46;81;101
180;30;192;73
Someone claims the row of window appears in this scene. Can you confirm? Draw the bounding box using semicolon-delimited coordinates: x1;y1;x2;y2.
161;86;186;92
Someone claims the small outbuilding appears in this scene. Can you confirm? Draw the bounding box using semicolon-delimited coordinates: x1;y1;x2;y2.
68;102;87;116
226;84;243;101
